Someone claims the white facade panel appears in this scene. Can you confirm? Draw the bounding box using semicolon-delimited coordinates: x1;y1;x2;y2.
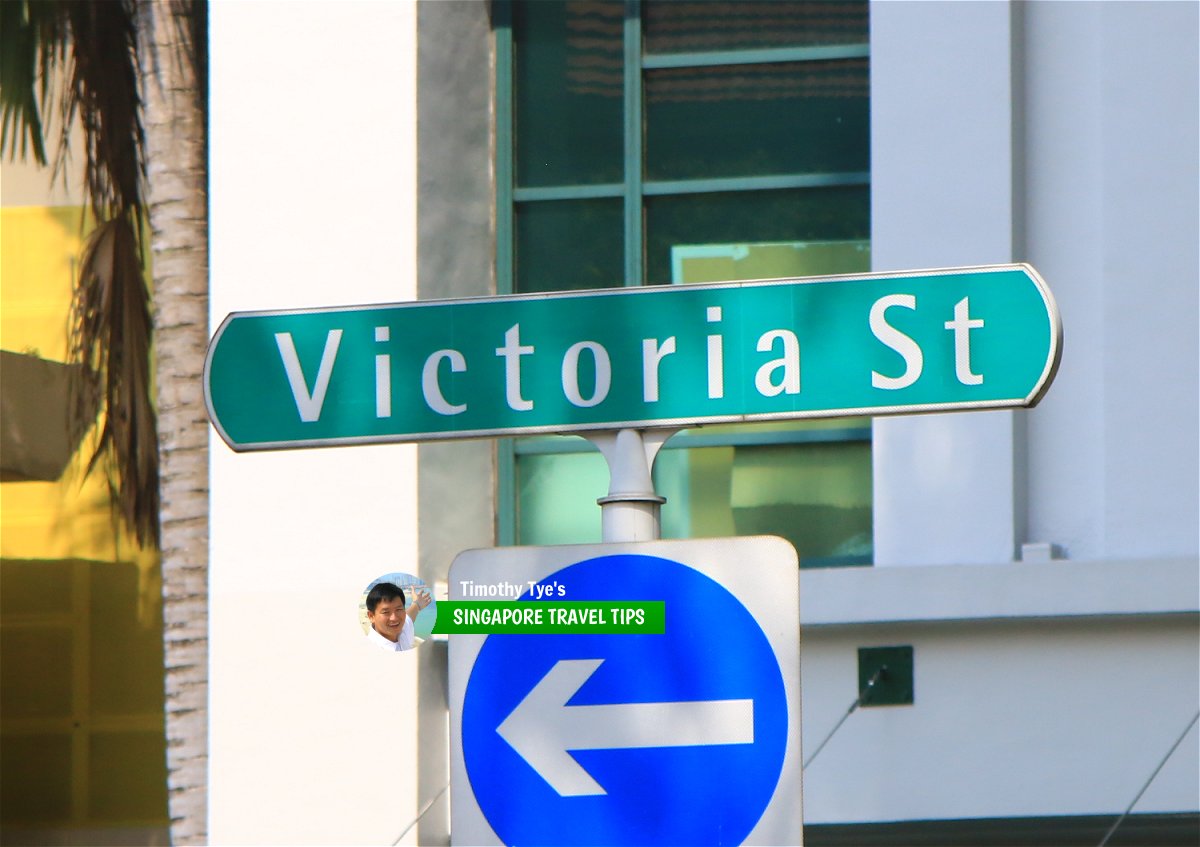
1022;0;1109;562
1094;2;1199;559
872;0;1199;568
791;0;1200;830
209;2;421;844
1023;0;1199;562
870;0;1021;566
801;618;1199;823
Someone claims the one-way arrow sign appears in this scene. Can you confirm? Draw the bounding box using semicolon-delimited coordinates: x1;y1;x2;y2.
449;538;801;847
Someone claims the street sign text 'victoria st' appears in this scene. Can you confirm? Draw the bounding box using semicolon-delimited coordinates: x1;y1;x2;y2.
205;264;1061;450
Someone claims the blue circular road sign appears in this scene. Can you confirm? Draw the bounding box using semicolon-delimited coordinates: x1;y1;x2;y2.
462;553;788;846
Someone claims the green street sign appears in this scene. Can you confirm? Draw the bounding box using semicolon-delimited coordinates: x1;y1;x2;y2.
204;264;1061;451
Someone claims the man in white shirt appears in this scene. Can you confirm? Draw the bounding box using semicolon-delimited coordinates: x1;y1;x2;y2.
366;582;431;651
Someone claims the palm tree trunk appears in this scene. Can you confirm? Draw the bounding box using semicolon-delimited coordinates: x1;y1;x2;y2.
137;3;209;843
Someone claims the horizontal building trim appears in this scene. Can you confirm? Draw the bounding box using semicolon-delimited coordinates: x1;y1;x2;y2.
800;557;1200;626
1;713;163;736
513;426;871;455
644;171;870;196
804;812;1199;847
513;171;870;202
513;183;624;202
642;44;870;70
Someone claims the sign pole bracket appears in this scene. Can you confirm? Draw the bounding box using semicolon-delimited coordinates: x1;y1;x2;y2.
584;428;678;543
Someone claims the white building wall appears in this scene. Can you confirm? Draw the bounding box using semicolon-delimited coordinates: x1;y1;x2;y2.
1020;1;1108;562
872;0;1199;568
793;0;1199;827
870;0;1022;567
1025;0;1199;562
208;3;421;844
799;556;1199;825
801;617;1199;821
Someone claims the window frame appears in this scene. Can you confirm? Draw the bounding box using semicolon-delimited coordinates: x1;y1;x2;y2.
494;0;871;561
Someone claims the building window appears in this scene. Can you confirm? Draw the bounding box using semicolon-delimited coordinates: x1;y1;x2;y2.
496;0;871;566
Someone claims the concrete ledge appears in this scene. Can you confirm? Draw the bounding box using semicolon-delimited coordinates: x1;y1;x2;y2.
799;557;1199;627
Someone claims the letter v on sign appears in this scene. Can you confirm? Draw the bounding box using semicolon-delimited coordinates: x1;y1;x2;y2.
274;330;343;422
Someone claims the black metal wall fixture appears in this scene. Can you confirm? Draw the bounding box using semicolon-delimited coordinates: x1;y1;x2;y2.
856;645;914;707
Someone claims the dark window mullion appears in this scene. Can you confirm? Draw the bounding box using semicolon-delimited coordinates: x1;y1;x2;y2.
624;0;643;287
496;0;516;543
513;171;870;203
495;0;514;296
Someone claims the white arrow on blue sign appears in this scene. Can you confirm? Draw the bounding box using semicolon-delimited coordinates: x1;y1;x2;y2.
448;538;802;846
496;656;755;797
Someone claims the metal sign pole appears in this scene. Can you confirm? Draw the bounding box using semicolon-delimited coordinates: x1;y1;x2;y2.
584;428;678;543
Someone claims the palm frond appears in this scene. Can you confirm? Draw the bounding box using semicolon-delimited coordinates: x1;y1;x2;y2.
59;0;146;219
1;0;160;549
71;212;160;546
0;0;67;165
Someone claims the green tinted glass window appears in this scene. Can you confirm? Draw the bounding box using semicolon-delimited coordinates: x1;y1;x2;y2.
499;0;872;565
643;1;869;54
645;187;869;284
514;0;624;187
645;60;869;181
670;239;871;284
656;439;872;566
517;449;607;545
515;199;624;292
514;420;872;565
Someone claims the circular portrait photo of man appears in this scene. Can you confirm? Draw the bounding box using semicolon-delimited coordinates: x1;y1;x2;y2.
359;573;436;652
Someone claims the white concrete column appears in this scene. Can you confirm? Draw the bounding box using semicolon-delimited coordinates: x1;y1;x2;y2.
869;0;1023;565
209;3;421;844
